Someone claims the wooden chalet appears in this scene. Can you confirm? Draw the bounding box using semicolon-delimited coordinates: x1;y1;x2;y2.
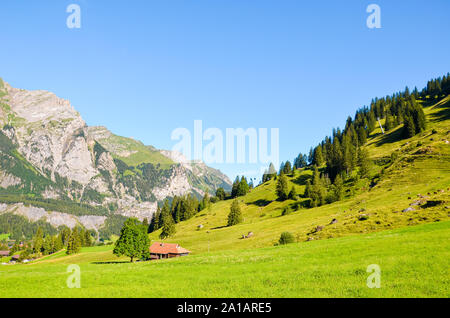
149;242;190;260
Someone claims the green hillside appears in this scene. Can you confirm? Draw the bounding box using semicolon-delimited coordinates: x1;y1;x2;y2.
147;95;449;253
1;78;449;298
1;221;448;297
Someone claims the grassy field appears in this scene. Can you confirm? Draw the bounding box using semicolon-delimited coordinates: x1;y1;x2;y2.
0;96;448;298
146;96;450;254
0;221;448;297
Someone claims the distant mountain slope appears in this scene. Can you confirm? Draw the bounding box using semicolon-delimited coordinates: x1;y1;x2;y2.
149;93;450;253
0;78;231;236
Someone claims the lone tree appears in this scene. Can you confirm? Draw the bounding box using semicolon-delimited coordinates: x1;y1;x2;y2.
113;218;150;262
227;199;243;226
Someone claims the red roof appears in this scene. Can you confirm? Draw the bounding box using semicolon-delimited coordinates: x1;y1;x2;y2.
0;251;9;257
149;242;190;255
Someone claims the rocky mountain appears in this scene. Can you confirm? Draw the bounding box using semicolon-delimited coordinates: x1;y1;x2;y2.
0;79;231;236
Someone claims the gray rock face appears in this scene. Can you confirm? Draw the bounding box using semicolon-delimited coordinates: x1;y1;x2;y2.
6;83;98;184
0;203;106;230
0;172;21;188
0;79;231;233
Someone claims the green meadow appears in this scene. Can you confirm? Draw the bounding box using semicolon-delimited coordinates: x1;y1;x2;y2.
0;96;449;298
0;221;448;297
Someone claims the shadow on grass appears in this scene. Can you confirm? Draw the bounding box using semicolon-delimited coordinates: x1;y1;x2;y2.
210;225;228;230
374;127;403;147
246;199;272;207
91;261;131;265
429;106;450;122
292;173;311;186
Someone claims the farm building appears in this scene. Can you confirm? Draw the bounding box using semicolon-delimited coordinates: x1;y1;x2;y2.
149;242;190;260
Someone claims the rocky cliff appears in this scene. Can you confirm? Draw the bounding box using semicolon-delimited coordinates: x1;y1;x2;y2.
0;79;231;235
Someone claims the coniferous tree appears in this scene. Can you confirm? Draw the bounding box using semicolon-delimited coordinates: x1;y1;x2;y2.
276;173;290;201
33;227;44;255
66;228;82;255
357;147;370;178
307;166;327;207
42;235;52;255
215;187;226;200
159;211;176;240
199;192;211;211
227;199;243;226
357;126;367;145
237;177;250;197
231;176;240;198
403;115;416;139
288;186;297;200
332;174;344;201
384;113;393;131
283;161;292;174
262;163;277;182
148;206;161;233
313;146;324;166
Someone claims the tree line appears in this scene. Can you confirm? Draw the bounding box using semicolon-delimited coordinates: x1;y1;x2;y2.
261;73;450;208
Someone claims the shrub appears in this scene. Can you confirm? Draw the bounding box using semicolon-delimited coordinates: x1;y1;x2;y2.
278;232;295;245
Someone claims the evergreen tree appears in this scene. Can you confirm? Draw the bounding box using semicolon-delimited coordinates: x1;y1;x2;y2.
403;115;416;139
313;146;324;166
262;163;277;182
231;176;240;198
332;174;344;201
215;187;226;200
113;218;150;262
227;199;243;226
276;173;289;201
288;186;297;200
54;235;64;252
33;227;44;255
384;113;393;131
357;147;370;178
307;166;327;207
159;211;176;240
283;161;292;174
83;229;92;247
66;228;82;255
42;235;52;255
357;126;367;145
199;192;211;211
237;177;250;197
148;206;161;233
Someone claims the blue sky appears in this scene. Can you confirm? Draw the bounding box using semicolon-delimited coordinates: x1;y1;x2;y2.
0;0;449;181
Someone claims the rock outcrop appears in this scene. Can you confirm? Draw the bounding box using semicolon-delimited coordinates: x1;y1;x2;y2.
0;79;231;235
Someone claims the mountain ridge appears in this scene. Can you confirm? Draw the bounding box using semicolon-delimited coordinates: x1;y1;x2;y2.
0;78;231;237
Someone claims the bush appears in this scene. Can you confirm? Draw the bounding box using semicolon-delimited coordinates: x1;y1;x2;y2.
278;232;295;245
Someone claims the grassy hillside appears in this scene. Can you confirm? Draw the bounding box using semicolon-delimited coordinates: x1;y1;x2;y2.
1;221;448;297
148;96;449;253
0;90;448;298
